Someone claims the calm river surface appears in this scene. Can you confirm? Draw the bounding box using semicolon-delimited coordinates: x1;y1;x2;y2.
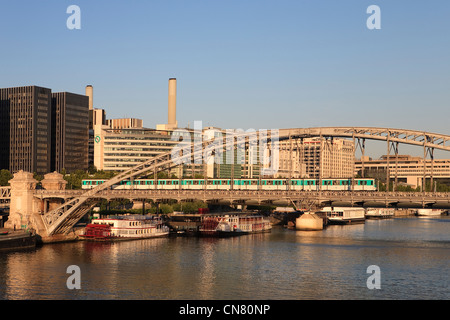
0;216;448;300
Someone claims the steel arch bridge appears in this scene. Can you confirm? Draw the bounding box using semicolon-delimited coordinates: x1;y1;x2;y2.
42;126;450;235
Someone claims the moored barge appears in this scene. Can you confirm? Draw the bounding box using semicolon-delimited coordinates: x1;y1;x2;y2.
199;214;272;237
0;229;37;251
365;208;395;219
320;207;366;225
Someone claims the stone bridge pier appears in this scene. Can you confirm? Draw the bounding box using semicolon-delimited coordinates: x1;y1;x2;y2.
5;171;73;243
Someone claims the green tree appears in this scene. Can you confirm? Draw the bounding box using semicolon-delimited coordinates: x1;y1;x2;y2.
0;169;13;186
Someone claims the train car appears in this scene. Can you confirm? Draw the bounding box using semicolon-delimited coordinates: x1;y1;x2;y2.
207;179;232;190
353;178;376;191
82;179;106;189
81;178;376;191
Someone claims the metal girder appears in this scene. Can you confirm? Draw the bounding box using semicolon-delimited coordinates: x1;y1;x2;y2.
41;126;450;235
0;187;11;199
278;127;450;151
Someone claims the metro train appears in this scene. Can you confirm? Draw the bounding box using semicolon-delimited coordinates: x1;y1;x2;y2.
81;178;376;191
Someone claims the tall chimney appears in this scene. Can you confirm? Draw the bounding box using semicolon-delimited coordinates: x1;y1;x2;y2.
168;78;177;128
86;85;93;110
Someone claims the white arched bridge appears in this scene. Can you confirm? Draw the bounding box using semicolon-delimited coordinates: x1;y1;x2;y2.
24;126;450;236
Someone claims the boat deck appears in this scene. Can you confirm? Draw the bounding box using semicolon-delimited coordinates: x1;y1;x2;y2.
0;228;36;251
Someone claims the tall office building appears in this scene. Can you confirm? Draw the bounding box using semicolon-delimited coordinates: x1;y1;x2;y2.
0;85;89;175
51;92;89;173
0;86;52;174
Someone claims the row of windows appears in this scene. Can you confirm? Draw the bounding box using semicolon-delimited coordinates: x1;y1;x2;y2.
83;179;374;186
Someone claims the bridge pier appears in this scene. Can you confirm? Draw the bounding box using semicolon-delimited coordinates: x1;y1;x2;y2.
5;171;77;244
5;171;50;243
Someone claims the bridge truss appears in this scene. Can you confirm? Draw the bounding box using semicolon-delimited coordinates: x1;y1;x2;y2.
41;127;450;235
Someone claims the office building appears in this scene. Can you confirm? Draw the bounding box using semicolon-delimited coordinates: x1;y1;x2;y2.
277;138;354;179
51;92;89;173
355;155;450;188
0;85;89;175
0;86;52;174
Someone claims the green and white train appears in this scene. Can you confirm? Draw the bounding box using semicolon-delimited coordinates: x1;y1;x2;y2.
81;178;376;191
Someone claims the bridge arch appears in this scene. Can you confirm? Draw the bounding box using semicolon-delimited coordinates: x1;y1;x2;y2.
41;127;450;235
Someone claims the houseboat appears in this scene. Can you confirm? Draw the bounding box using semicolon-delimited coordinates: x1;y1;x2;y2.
365;208;395;219
415;209;443;216
199;214;272;237
0;229;37;251
320;207;366;225
80;215;169;241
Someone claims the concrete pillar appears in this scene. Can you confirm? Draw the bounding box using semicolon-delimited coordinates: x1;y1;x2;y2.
41;171;67;191
295;212;323;231
41;171;68;212
5;171;39;231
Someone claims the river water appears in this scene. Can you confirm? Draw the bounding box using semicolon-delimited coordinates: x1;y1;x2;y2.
0;216;448;300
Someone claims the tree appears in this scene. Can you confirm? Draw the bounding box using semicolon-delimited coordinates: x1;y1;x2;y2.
0;169;13;186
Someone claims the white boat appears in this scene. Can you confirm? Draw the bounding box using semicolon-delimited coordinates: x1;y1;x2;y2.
415;209;443;216
80;215;169;241
321;207;366;225
365;208;395;219
199;214;272;236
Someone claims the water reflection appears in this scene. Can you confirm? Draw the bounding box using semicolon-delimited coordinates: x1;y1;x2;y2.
0;217;449;300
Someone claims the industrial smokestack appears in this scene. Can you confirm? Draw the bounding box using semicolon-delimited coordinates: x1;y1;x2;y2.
168;78;177;128
86;85;93;110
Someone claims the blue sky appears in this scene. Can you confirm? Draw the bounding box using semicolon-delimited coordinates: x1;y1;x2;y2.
1;1;449;157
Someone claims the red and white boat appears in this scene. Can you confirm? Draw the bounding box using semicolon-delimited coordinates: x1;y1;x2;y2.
80;215;169;241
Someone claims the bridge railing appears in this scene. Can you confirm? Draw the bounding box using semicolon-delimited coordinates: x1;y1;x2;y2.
0;187;11;199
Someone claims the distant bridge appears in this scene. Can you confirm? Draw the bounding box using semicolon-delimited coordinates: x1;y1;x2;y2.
0;187;11;206
35;189;450;210
6;126;450;236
